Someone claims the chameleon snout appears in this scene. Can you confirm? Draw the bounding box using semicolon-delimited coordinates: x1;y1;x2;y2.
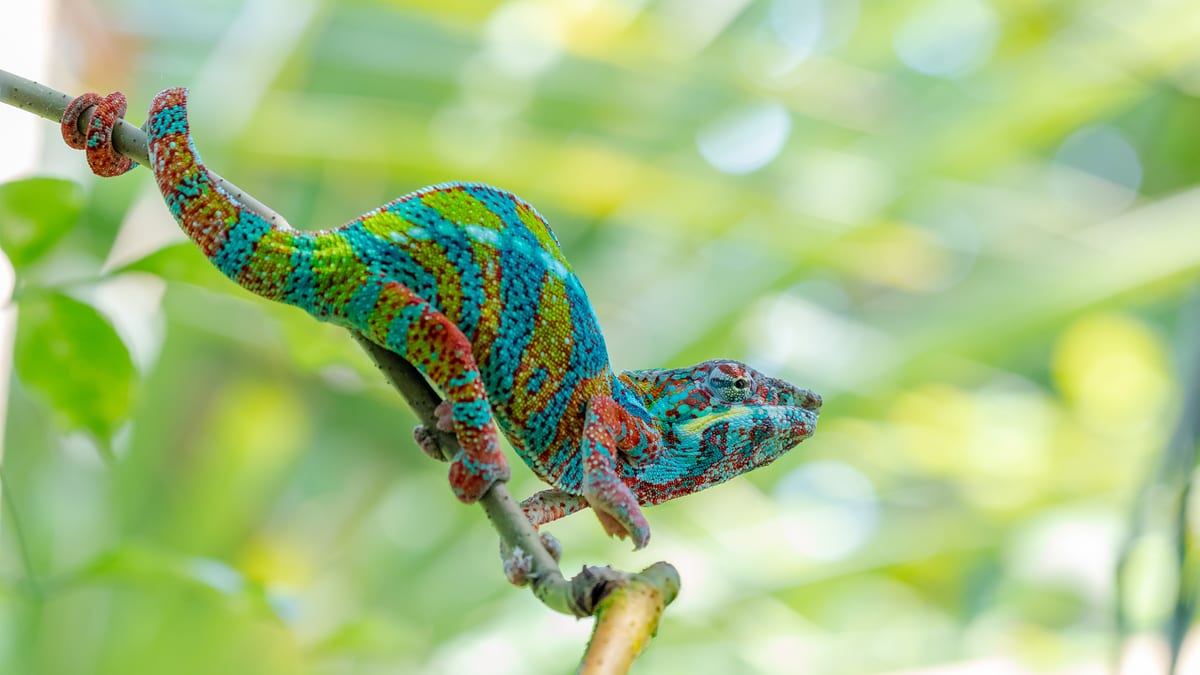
801;390;822;411
768;376;822;412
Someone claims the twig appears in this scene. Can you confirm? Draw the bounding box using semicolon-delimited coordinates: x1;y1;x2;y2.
0;465;41;600
580;562;680;675
1115;287;1200;672
0;70;286;229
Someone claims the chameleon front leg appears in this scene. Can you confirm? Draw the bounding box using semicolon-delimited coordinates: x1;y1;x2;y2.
370;281;509;503
582;395;652;549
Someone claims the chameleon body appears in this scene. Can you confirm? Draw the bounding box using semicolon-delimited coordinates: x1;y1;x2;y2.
65;88;821;555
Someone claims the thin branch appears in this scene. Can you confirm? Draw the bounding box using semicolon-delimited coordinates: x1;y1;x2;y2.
0;70;287;229
0;69;680;637
580;562;680;675
1116;286;1200;672
0;465;42;600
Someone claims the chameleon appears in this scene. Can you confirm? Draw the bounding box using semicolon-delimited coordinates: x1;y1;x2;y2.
62;89;822;571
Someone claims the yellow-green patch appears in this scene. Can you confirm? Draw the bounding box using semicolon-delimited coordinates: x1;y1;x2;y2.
360;209;407;238
516;204;568;266
421;189;505;232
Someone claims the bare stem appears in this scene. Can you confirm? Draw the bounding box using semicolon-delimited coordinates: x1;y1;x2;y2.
1116;287;1200;672
580;562;681;675
0;69;285;228
0;465;41;599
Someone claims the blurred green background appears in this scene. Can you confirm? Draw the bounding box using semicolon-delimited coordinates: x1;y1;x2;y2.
3;0;1200;673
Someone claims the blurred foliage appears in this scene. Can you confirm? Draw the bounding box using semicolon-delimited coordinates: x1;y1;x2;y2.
4;0;1200;673
14;290;136;443
0;179;84;268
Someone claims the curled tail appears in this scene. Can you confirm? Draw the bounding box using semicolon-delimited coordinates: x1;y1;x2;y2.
144;88;308;304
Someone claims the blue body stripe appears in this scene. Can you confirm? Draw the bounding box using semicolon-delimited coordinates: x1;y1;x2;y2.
344;281;382;327
282;235;317;313
385;301;426;356
404;201;487;340
165;173;209;218
146;104;188;137
346;219;440;310
212;210;272;281
452;399;493;427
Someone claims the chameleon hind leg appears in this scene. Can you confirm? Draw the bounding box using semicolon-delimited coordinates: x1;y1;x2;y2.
501;490;585;586
371;281;509;503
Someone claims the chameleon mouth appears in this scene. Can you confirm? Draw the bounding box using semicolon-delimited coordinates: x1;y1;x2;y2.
675;407;750;436
674;404;819;440
776;405;819;438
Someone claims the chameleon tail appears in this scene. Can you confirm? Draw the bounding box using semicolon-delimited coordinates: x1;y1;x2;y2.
144;87;305;303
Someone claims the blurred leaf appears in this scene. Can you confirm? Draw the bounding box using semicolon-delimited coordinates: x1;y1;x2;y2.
0;177;85;268
75;543;198;587
75;171;143;260
62;545;281;619
13;292;137;440
116;242;230;291
312;613;427;658
73;545;251;596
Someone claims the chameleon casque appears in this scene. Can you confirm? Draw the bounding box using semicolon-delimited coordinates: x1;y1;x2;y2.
62;89;821;571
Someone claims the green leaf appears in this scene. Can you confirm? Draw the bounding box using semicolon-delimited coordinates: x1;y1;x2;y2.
0;177;85;268
116;242;229;290
14;292;137;440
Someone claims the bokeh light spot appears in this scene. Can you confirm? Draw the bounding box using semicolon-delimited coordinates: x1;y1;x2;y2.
1051;125;1143;216
774;460;878;561
1051;313;1171;433
1119;532;1179;628
769;0;859;61
187;557;246;595
696;101;792;174
894;0;998;78
484;1;563;78
769;0;825;60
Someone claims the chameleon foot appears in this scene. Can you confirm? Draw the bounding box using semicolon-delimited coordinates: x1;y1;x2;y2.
412;425;448;462
447;435;510;503
501;531;563;587
434;399;454;432
585;472;651;549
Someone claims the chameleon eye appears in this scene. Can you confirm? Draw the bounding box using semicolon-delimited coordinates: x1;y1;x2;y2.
710;372;752;403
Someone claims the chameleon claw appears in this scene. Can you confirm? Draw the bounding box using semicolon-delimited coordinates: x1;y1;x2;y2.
434;399;454;433
539;530;563;561
502;545;535;587
412;425;447;462
500;531;562;587
592;506;651;550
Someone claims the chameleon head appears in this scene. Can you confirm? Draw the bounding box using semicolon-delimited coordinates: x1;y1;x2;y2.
618;359;821;502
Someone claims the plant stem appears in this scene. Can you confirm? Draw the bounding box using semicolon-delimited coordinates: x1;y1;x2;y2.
0;465;41;599
0;68;286;229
